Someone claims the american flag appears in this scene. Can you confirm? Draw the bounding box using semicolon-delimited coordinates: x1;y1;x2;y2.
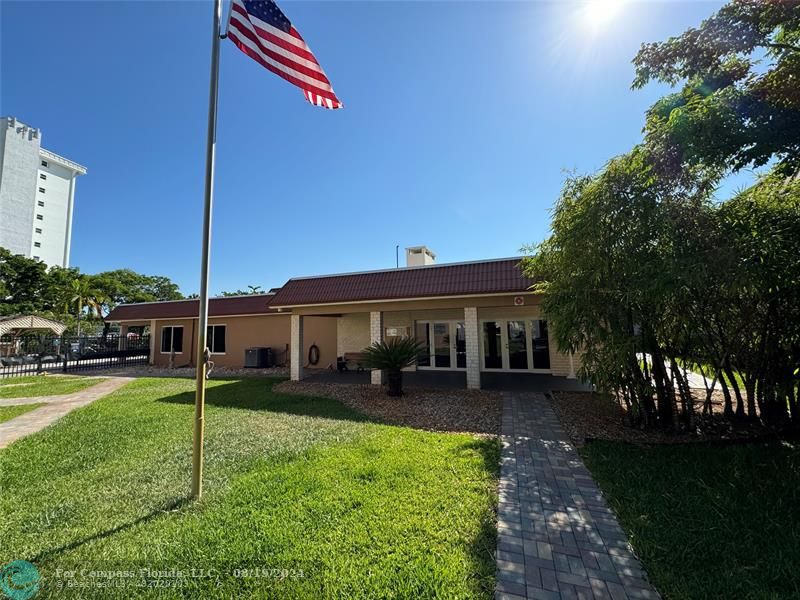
227;0;343;109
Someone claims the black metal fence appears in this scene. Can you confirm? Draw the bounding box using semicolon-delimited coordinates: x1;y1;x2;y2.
0;334;151;378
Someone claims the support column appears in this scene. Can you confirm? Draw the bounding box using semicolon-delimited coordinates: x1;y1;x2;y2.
369;311;383;385
148;320;156;365
464;307;480;389
290;314;304;381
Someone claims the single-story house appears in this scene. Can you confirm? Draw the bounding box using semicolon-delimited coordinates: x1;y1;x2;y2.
104;294;337;370
105;247;579;389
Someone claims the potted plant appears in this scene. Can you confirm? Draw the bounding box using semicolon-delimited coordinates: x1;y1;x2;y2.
362;337;425;396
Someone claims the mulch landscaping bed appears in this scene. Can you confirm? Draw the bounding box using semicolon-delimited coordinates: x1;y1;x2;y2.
551;390;770;446
273;381;501;437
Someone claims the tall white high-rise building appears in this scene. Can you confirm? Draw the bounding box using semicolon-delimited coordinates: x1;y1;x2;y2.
0;116;87;267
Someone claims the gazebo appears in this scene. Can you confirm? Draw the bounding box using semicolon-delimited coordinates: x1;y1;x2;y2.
0;315;67;358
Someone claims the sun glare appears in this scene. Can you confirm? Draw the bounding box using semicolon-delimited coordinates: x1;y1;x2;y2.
583;0;627;29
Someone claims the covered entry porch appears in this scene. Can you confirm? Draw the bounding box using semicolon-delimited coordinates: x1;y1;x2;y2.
287;297;581;390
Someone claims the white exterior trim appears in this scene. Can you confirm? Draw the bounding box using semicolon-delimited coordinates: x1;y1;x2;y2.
207;323;227;355
159;325;184;354
274;291;537;310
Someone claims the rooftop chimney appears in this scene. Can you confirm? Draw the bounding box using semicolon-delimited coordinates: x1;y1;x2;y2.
405;246;436;268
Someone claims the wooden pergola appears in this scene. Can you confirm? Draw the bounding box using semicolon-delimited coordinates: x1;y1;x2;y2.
0;316;67;356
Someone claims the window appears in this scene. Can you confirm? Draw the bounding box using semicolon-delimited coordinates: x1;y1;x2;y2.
39;187;46;193
41;160;48;167
36;214;43;221
35;228;42;234
40;173;47;180
34;242;41;248
33;256;40;260
160;326;184;353
207;325;226;354
37;200;44;207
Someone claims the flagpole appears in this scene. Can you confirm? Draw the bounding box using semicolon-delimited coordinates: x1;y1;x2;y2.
191;0;223;500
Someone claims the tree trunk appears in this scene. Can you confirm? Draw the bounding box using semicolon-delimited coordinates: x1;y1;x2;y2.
386;369;403;397
723;362;741;420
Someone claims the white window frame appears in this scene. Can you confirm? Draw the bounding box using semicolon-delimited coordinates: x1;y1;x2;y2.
160;325;184;354
414;320;467;371
207;323;226;355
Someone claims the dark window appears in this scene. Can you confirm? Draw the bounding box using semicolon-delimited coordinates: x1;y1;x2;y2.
39;187;45;193
532;320;550;370
483;321;503;369
35;228;42;234
33;256;40;260
40;173;47;180
36;214;43;221
41;160;48;167
160;326;184;353
37;200;44;207
34;242;41;248
207;325;226;354
455;322;466;368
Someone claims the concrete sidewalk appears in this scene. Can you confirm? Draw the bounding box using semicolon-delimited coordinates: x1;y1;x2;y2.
0;377;131;449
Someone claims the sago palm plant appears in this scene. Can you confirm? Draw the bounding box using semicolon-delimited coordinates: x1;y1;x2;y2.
362;337;425;396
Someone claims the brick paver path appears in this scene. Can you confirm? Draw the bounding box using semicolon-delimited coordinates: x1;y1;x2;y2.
496;392;660;600
0;377;131;449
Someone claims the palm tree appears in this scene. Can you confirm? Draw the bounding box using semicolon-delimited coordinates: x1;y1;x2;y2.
362;337;425;397
67;278;107;337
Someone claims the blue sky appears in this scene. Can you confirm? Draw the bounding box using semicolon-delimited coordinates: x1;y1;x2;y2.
1;0;751;295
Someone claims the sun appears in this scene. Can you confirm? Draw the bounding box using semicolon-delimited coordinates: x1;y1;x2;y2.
583;0;627;29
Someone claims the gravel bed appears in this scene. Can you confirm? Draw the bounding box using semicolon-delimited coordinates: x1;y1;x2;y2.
274;381;501;437
551;390;769;446
81;365;289;379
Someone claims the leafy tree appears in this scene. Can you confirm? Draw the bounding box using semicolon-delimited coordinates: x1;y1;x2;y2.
0;250;184;334
0;248;50;315
91;269;183;310
633;0;800;177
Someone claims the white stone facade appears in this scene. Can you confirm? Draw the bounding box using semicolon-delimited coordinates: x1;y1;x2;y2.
290;314;303;381
369;311;383;385
0;116;86;267
464;307;480;389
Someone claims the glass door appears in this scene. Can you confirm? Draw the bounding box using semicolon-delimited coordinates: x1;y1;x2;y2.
455;323;466;368
414;321;466;369
480;318;552;372
482;321;503;369
432;322;451;368
506;321;528;369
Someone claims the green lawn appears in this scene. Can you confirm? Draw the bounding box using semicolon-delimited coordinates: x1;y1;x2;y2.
0;377;499;598
0;375;102;399
581;440;800;599
0;403;44;424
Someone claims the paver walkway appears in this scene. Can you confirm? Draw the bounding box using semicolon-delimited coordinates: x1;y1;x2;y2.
496;392;660;600
0;377;131;449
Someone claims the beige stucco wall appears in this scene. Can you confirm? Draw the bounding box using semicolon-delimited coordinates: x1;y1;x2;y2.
144;314;336;370
304;295;577;378
336;313;370;356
